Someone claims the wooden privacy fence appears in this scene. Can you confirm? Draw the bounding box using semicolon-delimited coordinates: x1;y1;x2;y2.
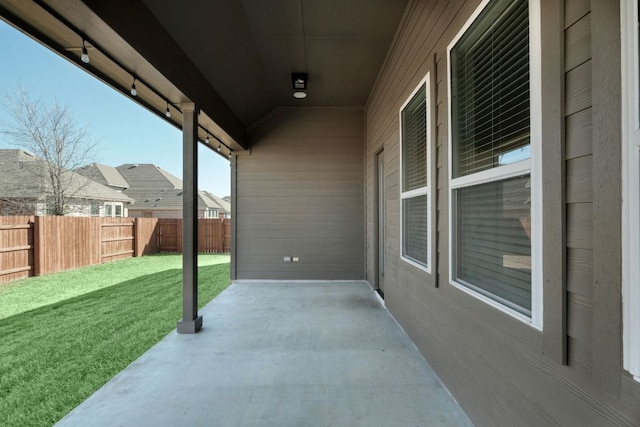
0;216;230;284
156;219;231;254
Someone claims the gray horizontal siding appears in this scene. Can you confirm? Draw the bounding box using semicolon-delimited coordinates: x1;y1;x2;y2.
365;0;639;425
236;107;364;280
565;1;594;377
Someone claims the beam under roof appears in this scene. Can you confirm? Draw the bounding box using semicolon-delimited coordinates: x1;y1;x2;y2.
81;0;247;151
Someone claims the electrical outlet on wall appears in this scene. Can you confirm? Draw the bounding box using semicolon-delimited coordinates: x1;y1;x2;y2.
292;257;300;262
284;256;292;262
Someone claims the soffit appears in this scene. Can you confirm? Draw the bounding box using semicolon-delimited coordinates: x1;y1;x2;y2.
0;0;408;147
0;0;244;153
141;0;409;126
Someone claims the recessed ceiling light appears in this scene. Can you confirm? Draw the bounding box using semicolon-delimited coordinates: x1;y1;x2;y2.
293;91;307;99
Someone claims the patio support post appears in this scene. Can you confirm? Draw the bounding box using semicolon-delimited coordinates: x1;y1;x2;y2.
177;102;202;334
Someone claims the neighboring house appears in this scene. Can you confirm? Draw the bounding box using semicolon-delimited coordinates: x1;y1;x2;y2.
0;149;132;216
201;191;231;219
75;163;129;191
76;163;230;218
8;1;640;425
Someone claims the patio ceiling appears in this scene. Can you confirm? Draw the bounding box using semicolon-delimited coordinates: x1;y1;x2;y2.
0;0;408;154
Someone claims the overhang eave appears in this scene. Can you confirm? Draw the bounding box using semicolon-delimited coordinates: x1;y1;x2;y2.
0;0;247;155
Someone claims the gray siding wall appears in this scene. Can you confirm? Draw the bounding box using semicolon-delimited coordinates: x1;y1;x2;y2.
365;0;640;425
235;107;364;280
565;0;594;380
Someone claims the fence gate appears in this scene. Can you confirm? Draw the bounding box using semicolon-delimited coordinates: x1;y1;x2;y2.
158;219;180;252
199;219;220;253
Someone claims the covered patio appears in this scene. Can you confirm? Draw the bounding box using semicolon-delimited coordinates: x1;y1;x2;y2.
8;1;640;425
55;281;471;426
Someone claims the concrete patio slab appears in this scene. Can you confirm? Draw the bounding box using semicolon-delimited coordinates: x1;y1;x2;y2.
55;281;472;427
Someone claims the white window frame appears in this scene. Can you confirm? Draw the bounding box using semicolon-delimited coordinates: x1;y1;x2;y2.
103;202;124;218
399;73;432;273
621;0;640;382
204;208;218;218
447;0;543;329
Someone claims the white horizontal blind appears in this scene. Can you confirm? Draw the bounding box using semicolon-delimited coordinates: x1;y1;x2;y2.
401;83;428;267
402;85;427;191
451;0;530;178
455;175;532;315
403;195;428;265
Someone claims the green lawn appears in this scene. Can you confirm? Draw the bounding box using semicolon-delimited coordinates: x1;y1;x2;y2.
0;254;231;427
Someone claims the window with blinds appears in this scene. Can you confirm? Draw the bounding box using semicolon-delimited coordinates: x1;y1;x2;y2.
449;0;534;318
455;176;531;315
402;85;427;191
451;0;530;178
400;79;430;270
403;195;428;265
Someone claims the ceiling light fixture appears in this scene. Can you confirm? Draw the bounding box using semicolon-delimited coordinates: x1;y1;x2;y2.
165;102;171;118
205;131;210;145
130;78;137;96
217;144;221;152
81;39;90;64
292;72;308;99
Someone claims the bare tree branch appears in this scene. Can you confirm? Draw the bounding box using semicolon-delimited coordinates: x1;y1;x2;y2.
1;86;99;215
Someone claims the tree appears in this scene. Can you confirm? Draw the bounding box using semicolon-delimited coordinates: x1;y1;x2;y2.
1;88;99;215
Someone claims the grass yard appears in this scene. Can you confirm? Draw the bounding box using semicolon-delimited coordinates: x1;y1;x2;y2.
0;254;230;427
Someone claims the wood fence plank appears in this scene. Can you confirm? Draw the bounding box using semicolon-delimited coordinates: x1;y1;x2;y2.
0;216;35;283
0;265;32;276
0;245;33;253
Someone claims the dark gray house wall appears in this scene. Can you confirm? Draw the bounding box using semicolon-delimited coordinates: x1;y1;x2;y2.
365;0;640;425
234;107;365;280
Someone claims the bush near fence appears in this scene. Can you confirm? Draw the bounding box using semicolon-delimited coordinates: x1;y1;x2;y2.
0;216;230;284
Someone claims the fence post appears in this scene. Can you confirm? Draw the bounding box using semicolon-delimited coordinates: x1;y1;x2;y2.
133;218;139;257
33;216;42;276
97;219;103;264
224;218;231;253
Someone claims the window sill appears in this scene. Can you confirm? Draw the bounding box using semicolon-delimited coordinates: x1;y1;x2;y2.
401;256;431;274
449;279;542;331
